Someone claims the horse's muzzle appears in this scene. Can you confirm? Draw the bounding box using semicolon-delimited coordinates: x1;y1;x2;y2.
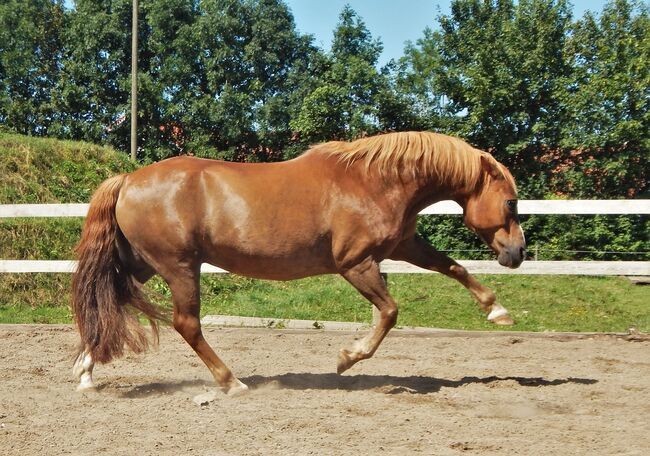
497;244;526;269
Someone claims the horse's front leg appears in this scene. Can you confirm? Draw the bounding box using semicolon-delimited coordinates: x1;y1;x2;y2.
337;258;399;374
390;236;514;325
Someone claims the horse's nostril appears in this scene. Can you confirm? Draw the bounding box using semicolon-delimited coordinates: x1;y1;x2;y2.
519;247;526;258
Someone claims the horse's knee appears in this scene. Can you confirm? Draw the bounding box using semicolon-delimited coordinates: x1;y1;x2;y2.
382;306;398;328
450;264;468;278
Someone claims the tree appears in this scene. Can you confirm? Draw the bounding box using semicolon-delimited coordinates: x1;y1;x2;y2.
51;0;131;145
398;0;572;158
561;0;649;151
291;5;389;142
394;29;453;132
182;0;314;161
49;0;314;161
52;0;202;160
0;0;65;135
134;0;200;159
540;0;650;199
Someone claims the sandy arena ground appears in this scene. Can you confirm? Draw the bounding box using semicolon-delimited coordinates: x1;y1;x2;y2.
1;324;649;455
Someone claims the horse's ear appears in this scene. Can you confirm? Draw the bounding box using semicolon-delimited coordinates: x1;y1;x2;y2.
480;154;502;179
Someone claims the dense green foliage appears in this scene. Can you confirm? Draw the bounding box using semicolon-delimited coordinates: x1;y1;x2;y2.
402;0;572;154
1;0;646;167
0;0;65;136
0;0;648;259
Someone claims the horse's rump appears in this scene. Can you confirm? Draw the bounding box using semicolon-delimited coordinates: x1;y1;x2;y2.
71;174;166;364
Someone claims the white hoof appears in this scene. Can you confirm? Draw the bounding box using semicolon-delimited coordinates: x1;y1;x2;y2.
76;373;96;391
73;351;95;391
487;307;514;325
224;379;249;397
487;307;509;321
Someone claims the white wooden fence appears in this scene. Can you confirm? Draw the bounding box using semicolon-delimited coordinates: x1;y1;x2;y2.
1;200;649;276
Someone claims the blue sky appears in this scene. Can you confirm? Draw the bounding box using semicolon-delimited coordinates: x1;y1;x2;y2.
285;0;611;65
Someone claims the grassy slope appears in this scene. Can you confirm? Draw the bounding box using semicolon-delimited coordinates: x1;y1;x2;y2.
0;133;136;322
0;133;137;260
0;133;647;331
0;132;137;203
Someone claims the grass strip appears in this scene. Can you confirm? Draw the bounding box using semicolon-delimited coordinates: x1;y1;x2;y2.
1;273;647;333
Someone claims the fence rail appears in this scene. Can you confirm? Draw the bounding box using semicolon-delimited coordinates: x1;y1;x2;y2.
1;200;649;276
2;259;648;276
2;199;650;218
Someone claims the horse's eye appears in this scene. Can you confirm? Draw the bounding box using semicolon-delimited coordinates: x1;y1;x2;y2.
506;199;518;213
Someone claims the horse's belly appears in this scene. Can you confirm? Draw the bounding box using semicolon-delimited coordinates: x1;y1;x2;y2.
201;237;336;281
203;251;335;280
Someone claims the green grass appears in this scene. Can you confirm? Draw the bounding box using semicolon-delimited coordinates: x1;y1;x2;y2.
0;132;136;204
0;132;134;262
1;273;647;332
0;274;74;324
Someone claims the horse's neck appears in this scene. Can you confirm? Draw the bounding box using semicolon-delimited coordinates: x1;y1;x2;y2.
400;177;470;218
324;156;470;218
347;171;467;222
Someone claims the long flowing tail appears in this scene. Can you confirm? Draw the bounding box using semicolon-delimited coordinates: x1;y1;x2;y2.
71;174;166;364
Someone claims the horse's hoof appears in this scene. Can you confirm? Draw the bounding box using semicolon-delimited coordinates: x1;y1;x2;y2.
76;382;96;392
75;371;96;391
224;379;249;397
491;314;515;325
337;349;354;374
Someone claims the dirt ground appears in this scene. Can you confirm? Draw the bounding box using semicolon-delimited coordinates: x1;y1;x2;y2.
1;324;649;456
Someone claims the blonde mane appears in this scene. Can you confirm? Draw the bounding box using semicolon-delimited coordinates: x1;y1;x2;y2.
309;131;507;190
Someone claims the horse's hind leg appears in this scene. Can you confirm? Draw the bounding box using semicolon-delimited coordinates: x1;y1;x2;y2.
73;258;155;391
165;266;248;396
337;258;399;374
391;236;513;325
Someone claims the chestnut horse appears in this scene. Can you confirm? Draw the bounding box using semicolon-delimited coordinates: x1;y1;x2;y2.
71;131;525;395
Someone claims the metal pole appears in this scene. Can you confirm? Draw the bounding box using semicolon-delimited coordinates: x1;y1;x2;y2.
130;0;138;161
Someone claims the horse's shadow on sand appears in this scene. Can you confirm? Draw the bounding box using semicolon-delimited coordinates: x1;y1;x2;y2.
114;374;597;398
110;379;213;398
241;373;597;395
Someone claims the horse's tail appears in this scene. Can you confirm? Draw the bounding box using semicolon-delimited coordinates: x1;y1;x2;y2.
71;174;165;364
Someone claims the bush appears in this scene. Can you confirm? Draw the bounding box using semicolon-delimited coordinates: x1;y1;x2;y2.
417;214;649;262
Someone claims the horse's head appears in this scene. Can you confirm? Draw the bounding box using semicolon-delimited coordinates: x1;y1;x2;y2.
462;154;526;268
